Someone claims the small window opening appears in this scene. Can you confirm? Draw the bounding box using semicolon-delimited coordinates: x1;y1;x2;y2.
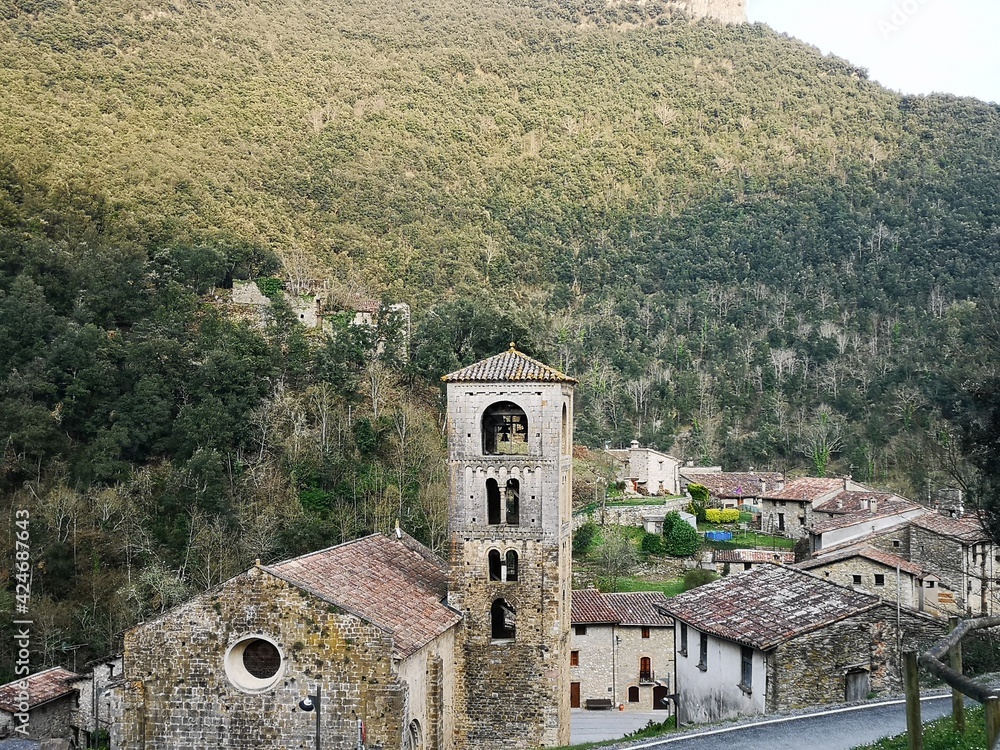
628;686;640;703
698;632;708;671
506;479;520;525
488;550;503;581
740;646;753;692
641;626;650;639
570;650;579;666
482;401;529;455
491;599;516;641
575;625;588;636
852;574;862;585
744;562;752;571
679;623;688;656
505;550;519;581
874;574;885;587
487;479;502;525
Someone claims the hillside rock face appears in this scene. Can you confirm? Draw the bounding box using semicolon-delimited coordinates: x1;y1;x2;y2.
679;0;746;23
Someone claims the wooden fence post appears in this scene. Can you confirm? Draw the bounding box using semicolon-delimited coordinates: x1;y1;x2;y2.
986;697;1000;750
904;650;923;750
949;616;965;734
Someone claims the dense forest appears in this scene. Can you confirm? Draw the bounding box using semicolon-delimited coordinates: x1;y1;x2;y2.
1;0;1000;678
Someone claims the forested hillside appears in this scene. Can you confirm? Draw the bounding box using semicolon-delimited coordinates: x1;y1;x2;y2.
1;0;999;676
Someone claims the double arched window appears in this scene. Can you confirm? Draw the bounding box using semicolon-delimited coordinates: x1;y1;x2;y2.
488;549;519;582
487;478;520;525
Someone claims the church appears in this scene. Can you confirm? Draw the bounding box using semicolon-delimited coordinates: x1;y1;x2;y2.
111;347;576;750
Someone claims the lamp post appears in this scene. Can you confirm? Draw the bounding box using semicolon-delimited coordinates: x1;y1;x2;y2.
298;684;321;750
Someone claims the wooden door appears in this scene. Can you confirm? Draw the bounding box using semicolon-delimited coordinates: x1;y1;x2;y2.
845;670;870;702
570;682;581;708
653;685;669;710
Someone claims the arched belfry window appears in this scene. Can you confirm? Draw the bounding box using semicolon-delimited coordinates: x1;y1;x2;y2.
505;550;519;581
487;479;502;525
482;401;529;456
491;598;516;641
488;549;503;580
505;479;520;525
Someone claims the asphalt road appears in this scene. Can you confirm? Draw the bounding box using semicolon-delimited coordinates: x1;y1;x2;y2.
618;694;957;750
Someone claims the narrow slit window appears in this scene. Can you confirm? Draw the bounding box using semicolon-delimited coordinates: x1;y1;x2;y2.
505;478;520;525
487;479;502;525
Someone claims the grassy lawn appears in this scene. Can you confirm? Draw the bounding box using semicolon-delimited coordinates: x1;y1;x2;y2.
607;576;687;597
853;705;985;749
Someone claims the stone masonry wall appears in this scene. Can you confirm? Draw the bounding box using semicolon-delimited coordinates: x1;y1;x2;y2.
120;568;412;750
768;604;946;712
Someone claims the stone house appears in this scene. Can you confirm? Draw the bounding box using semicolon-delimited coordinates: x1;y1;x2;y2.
712;549;795;573
759;477;844;538
660;565;946;724
0;668;79;744
680;471;784;510
908;512;998;616
570;590;674;713
611;442;683;496
794;546;952;616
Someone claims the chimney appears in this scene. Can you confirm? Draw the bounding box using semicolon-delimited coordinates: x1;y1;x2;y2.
870;499;878;514
843;477;849;491
631;440;640;450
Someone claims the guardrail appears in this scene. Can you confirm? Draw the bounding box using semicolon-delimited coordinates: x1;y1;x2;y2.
906;615;1000;750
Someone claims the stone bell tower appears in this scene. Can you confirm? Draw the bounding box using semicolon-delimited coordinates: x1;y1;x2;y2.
443;345;575;749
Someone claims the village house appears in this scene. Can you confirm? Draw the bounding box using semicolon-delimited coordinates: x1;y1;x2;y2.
570;590;674;713
794;546;952;616
680;470;784;510
0;668;79;745
609;441;684;496
660;565;945;725
908;512;998;616
759;477;844;538
808;491;926;553
712;548;795;573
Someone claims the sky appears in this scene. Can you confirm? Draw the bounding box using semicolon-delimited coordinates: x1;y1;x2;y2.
746;0;1000;104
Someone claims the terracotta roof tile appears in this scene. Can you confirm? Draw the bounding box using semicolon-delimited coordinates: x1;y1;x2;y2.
604;592;673;627
910;513;987;543
0;667;79;712
442;346;577;384
810;494;924;533
571;589;620;624
796;546;924;577
265;534;461;659
659;565;880;651
682;472;784;499
763;477;843;501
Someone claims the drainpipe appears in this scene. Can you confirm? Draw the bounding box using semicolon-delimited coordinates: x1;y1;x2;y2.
611;626;618;708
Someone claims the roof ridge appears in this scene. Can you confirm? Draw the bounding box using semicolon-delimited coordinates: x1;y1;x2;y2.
441;347;577;384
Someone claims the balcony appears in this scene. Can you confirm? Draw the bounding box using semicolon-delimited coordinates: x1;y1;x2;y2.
639;670;655;684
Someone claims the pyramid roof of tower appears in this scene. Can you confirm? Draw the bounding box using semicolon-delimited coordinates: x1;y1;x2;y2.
441;345;577;384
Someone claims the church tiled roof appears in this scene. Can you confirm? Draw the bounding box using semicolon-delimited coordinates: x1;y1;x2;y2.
442;345;577;384
265;534;461;659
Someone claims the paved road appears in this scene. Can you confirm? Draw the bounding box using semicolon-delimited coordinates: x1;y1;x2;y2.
571;694;965;749
617;694;957;750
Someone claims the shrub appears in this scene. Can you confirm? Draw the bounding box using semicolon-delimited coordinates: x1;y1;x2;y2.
640;531;667;556
687;483;709;522
665;516;700;557
682;568;718;591
255;276;283;298
573;521;598;556
705;508;741;524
